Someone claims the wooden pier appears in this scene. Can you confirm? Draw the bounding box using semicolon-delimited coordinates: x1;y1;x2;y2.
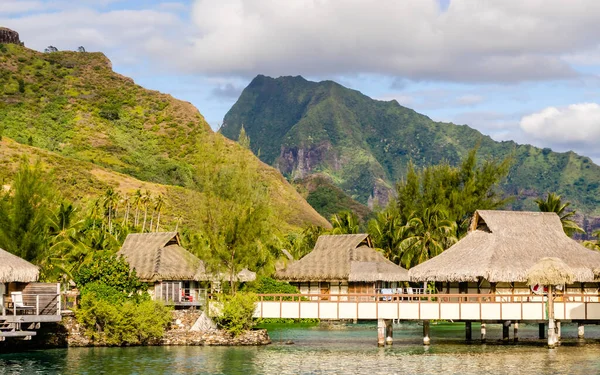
254;292;600;347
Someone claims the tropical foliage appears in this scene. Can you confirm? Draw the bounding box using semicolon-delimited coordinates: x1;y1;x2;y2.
214;292;258;336
535;192;585;237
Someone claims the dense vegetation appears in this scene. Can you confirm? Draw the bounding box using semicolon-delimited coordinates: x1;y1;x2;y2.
221;75;600;230
0;44;328;231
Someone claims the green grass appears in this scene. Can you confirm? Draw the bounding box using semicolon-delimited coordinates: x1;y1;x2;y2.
0;45;329;231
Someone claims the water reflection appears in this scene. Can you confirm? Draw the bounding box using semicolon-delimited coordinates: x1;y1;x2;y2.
1;323;600;375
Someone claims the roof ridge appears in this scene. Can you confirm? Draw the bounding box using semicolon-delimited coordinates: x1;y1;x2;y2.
153;245;163;277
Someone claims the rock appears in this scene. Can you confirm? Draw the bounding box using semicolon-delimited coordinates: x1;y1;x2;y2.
0;27;22;45
190;312;217;332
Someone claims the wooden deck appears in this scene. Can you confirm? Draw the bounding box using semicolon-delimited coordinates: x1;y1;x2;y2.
254;292;600;322
1;283;62;339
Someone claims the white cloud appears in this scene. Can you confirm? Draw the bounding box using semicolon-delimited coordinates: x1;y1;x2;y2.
520;103;600;144
143;0;600;82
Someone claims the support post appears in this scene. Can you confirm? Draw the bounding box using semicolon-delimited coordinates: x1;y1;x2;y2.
556;321;561;342
480;323;486;343
539;323;545;339
547;286;557;349
423;320;430;346
513;322;519;343
385;319;393;345
502;321;510;341
578;323;585;339
465;321;472;342
377;318;385;347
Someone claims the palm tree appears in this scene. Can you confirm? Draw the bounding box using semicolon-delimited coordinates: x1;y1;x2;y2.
141;190;151;232
132;189;142;227
154;194;165;232
398;206;458;269
330;211;360;234
368;208;406;264
535;193;584;237
102;188;119;234
121;194;131;227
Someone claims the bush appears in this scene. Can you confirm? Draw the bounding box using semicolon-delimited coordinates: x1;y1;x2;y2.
74;253;146;295
76;291;171;346
214;292;257;336
242;276;299;301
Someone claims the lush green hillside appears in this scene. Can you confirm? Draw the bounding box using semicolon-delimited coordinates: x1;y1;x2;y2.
0;45;329;230
294;174;372;223
221;75;600;225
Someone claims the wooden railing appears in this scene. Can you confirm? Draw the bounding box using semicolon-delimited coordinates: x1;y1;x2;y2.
254;292;600;321
2;294;61;317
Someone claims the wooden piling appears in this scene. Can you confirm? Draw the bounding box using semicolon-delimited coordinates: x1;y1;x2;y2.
539;323;545;339
480;323;486;343
578;323;585;339
385;319;393;345
423;321;431;346
377;318;385;347
513;322;519;343
502;321;510;341
465;321;472;341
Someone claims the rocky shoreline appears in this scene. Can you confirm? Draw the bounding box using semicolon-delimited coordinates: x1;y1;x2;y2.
0;310;270;351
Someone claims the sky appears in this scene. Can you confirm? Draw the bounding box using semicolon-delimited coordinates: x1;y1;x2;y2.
2;0;600;162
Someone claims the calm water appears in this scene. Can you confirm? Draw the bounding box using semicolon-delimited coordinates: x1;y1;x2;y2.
2;323;600;374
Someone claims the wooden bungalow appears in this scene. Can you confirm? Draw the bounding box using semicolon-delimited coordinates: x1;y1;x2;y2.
118;232;210;307
1;248;61;339
118;232;257;305
409;210;600;300
276;234;410;299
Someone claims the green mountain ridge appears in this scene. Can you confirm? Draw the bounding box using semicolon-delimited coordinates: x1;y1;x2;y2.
0;44;329;230
221;74;600;231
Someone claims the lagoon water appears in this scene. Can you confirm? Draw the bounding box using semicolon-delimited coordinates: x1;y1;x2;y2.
1;323;600;374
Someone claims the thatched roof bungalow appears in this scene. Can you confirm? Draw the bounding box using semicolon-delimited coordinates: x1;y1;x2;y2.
0;248;39;284
409;210;600;296
276;234;409;297
118;232;210;306
118;232;208;283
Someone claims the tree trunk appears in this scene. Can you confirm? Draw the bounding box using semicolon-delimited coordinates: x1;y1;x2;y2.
156;212;161;232
142;207;148;232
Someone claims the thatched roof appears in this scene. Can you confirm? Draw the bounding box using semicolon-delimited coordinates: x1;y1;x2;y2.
410;210;600;283
214;268;257;283
276;234;409;282
118;232;208;282
527;257;575;286
0;248;39;283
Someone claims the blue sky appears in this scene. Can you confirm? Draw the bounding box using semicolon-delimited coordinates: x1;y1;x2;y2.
3;0;600;161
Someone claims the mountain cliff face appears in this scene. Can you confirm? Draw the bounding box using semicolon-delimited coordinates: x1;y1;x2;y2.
0;45;329;230
221;75;600;228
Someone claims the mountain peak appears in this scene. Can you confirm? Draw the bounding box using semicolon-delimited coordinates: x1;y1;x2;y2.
0;27;22;45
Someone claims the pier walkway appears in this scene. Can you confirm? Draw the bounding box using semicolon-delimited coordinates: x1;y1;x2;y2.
254;292;600;322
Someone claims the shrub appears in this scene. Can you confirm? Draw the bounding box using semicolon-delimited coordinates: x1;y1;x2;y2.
214;292;257;336
73;252;146;295
76;292;171;346
242;276;299;300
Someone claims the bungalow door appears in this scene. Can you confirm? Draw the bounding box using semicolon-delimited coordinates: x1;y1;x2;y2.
320;282;330;300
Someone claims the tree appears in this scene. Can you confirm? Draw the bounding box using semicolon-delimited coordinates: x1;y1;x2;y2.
154;194;165;232
238;124;251;150
77;46;86;52
535;192;585;237
330;211;360;234
141;190;151;232
132;189;142;227
44;46;58;53
368;206;406;264
398;206;458;268
395;147;512;237
0;158;55;262
103;188;119;234
194;137;276;294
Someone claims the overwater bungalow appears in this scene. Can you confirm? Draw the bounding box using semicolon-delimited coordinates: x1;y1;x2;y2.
118;232;256;306
409;210;600;300
1;248;61;339
275;234;410;300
